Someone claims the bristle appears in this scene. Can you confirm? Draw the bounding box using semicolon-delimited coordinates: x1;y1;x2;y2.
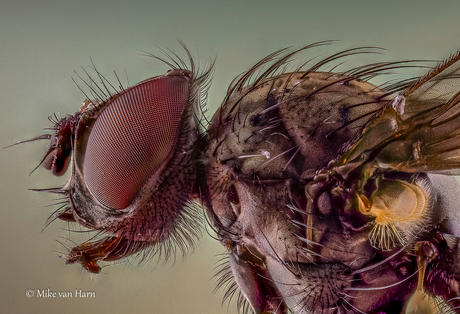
404;50;460;98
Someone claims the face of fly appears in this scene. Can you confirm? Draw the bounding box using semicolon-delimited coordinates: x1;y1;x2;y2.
23;50;214;274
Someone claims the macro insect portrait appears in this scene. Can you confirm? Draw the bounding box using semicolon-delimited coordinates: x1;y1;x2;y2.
13;41;460;314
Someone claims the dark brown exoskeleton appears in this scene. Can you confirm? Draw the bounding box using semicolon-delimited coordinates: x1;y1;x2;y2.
19;43;460;313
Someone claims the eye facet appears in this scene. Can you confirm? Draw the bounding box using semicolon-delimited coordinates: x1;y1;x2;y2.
83;75;190;209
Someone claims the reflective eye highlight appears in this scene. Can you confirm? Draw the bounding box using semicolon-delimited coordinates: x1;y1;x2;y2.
83;75;190;209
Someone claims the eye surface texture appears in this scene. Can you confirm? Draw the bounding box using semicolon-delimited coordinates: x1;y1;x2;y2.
83;75;189;209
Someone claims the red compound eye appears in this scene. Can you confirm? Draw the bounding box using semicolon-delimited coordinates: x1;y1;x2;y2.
83;75;190;209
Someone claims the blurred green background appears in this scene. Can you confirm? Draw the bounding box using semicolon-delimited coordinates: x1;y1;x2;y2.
1;0;459;313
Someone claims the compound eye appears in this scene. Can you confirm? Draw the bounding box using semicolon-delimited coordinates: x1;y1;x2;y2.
83;74;190;209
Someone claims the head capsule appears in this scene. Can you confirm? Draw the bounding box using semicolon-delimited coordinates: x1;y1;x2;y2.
22;51;213;273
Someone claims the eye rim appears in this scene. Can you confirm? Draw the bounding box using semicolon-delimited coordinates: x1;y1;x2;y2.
165;68;192;79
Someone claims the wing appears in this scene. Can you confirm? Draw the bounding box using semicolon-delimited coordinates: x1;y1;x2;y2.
335;51;460;175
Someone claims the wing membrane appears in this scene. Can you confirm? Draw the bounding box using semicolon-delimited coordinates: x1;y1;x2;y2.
336;51;460;175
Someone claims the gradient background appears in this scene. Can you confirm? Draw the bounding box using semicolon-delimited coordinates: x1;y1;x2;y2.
1;1;460;313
